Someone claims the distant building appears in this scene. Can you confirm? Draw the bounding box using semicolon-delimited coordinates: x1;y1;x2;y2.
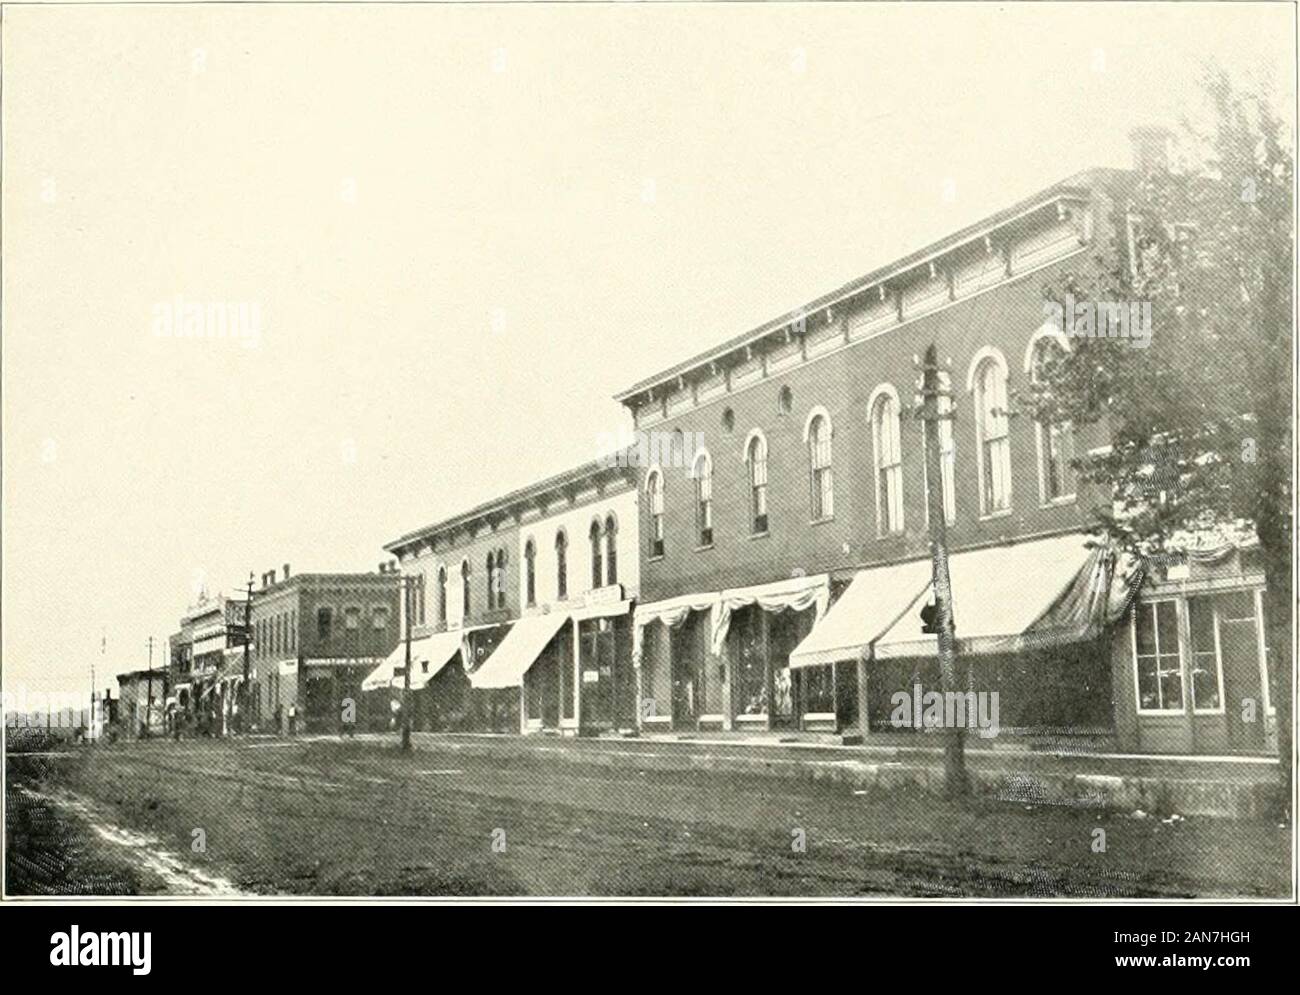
117;668;167;738
251;567;402;733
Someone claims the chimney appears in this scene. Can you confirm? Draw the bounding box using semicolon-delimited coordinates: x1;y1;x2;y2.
1129;125;1174;175
282;563;291;581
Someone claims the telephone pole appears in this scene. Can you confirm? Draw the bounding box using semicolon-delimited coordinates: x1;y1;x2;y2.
401;573;413;752
915;344;968;797
241;572;254;734
143;636;154;739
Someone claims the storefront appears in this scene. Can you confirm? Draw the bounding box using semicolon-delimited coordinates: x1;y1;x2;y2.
469;611;572;734
633;575;830;733
633;593;720;732
1109;542;1275;756
574;601;637;735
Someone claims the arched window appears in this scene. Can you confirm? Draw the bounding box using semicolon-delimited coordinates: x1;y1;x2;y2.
693;451;714;547
555;529;568;599
485;553;495;613
603;515;618;586
460;560;471;619
806;410;834;520
494;549;507;609
523;539;536;606
436;565;447;624
745;431;769;534
920;372;957;526
646;468;665;558
871;389;904;534
1029;338;1076;503
589;520;603;589
973;353;1012;514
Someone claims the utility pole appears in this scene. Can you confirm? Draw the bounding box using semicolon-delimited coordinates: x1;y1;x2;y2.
241;572;254;734
143;636;154;739
92;627;104;744
915;344;968;798
401;573;413;752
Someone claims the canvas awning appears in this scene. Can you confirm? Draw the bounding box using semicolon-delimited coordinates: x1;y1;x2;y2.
788;558;934;669
362;628;472;692
872;533;1137;660
469;612;570;690
711;574;831;657
632;592;720;666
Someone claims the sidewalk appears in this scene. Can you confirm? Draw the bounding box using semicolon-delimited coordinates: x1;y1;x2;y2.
407;730;1283;820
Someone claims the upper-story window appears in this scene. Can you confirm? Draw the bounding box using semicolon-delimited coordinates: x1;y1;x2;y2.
344;605;361;630
972;351;1012;515
646;468;665;558
805;409;834;521
524;539;537;606
460;560;471;618
603;515;618;586
693;451;714;547
485;552;496;613
746;431;769;535
921;372;957;526
317;606;332;641
589;520;603;588
436;565;447;624
372;605;390;631
1029;336;1076;504
493;549;507;610
870;388;905;535
555;529;568;599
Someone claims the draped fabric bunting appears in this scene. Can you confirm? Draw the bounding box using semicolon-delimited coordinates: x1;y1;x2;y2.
710;574;831;659
631;592;720;667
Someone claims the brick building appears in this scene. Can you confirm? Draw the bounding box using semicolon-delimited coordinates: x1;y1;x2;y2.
251;567;402;733
614;164;1276;755
379;457;640;735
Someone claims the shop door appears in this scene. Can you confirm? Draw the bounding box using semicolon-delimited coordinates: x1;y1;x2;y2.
1215;592;1268;753
580;622;613;731
670;620;700;726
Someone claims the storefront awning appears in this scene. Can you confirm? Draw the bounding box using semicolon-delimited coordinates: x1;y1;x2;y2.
788;559;934;669
362;629;472;692
469;612;570;690
712;574;831;657
872;533;1134;660
632;592;720;666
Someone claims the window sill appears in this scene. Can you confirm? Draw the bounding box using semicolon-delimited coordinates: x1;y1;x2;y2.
809;516;836;527
748;530;770;541
694;543;715;553
647;555;664;563
1040;494;1077;508
978;508;1013;522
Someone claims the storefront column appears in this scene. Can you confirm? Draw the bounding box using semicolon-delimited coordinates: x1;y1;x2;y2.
761;609;773;732
572;618;582;732
856;657;870;741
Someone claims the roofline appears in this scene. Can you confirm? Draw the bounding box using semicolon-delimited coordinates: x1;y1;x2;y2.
613;169;1123;403
384;455;637;556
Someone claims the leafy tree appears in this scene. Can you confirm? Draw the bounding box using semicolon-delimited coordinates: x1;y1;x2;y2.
1028;66;1293;818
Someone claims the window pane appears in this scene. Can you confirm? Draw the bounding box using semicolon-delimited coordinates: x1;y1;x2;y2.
1156;601;1178;654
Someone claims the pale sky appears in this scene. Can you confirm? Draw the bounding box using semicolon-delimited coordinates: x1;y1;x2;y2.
3;2;1293;697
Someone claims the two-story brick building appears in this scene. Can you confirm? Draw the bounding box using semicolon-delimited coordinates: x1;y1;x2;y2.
251;567;402;733
378;457;640;735
615;165;1276;755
